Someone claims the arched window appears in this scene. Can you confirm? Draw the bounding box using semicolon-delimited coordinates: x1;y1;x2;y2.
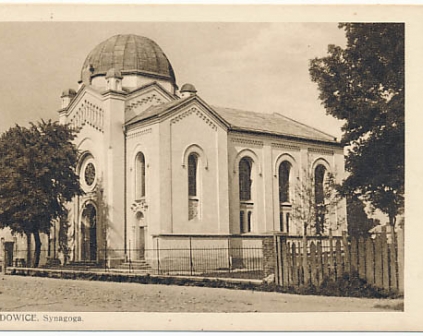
135;152;146;200
239;156;253;233
188;153;200;220
279;161;291;203
188;153;198;197
314;164;327;235
239;157;253;201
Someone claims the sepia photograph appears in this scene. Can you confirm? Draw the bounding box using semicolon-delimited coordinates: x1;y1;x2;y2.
0;4;418;331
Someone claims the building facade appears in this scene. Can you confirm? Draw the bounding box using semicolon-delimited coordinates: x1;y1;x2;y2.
52;34;347;266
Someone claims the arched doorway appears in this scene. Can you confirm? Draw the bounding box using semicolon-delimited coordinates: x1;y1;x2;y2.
81;203;97;262
136;212;146;260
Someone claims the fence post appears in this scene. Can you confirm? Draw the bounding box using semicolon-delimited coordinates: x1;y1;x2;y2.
317;241;323;284
335;239;343;279
291;243;298;285
328;229;334;277
156;238;160;275
189;237;193;276
272;234;279;285
358;237;366;279
310;242;317;286
365;237;375;285
281;236;288;286
302;233;309;285
228;238;232;274
350;237;358;274
388;236;397;291
374;233;383;288
381;226;390;289
342;231;350;275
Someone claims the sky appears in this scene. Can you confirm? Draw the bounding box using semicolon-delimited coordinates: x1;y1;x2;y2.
0;22;347;138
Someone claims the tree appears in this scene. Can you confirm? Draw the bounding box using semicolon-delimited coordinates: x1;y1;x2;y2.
0;120;83;267
309;23;404;227
290;168;344;236
346;194;377;238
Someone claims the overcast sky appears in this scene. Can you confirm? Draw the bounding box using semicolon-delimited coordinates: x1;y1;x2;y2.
0;22;346;138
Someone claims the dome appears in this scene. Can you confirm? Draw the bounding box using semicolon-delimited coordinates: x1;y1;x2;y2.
81;34;176;86
180;83;197;93
61;88;76;96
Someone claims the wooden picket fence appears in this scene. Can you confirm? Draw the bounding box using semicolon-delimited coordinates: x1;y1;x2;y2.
273;228;404;293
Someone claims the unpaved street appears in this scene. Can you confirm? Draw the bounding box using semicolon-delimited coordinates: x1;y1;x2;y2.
0;275;402;312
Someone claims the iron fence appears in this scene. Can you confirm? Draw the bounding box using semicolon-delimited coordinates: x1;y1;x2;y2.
100;246;264;279
6;245;264;280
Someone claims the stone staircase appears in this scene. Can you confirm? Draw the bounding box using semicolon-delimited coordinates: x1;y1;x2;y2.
111;259;152;274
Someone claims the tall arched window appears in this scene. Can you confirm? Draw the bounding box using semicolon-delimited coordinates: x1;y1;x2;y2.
239;157;253;233
188;153;200;220
239;157;252;201
135;152;146;200
188;153;198;197
279;161;291;203
278;161;292;232
314;164;327;235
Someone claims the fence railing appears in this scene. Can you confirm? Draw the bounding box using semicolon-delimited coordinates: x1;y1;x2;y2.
271;228;404;293
100;246;264;279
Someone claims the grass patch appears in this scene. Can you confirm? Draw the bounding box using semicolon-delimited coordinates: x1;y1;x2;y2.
293;272;402;299
374;302;404;311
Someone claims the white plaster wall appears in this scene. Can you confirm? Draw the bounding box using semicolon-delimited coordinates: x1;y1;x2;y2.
227;132;347;237
227;136;266;234
271;143;302;234
126;122;161;252
102;93;126;258
168;105;229;234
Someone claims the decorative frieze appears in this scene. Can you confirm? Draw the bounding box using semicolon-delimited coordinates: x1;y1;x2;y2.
127;128;153;139
188;198;200;220
69;100;104;132
125;94;163;114
171;107;218;131
231;137;264;147
308;147;334;156
131;199;148;213
271;142;300;151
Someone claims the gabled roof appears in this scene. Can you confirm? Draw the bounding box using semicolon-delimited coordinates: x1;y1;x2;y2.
125;95;339;145
212;106;337;143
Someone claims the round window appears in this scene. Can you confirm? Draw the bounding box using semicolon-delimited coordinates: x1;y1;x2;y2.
84;162;96;186
81;156;97;191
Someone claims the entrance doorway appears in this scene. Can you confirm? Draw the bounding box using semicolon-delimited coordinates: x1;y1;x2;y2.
136;212;145;259
81;203;97;262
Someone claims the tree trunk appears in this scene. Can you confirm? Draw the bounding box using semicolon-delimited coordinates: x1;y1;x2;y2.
33;231;42;268
388;214;396;227
26;232;32;267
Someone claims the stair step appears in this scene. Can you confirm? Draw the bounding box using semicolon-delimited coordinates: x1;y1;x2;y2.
117;260;151;270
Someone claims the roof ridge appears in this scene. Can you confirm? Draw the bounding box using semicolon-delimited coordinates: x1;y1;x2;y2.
272;112;337;140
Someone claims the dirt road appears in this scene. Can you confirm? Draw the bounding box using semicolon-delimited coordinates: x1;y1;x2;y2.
0;275;402;312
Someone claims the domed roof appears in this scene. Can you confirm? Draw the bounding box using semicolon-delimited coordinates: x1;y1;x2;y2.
81;34;176;86
180;83;197;93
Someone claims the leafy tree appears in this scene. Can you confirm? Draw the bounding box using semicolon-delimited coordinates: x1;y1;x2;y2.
309;23;404;227
0;120;83;267
346;194;377;238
